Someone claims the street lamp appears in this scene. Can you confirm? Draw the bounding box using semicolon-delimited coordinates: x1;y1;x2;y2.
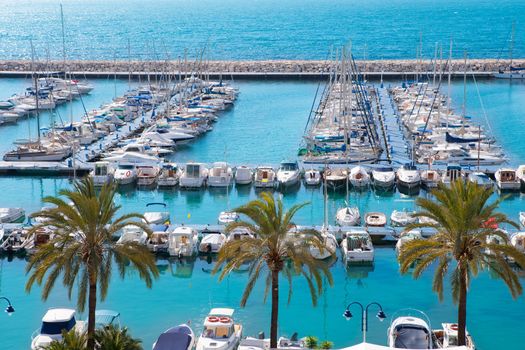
0;297;15;316
343;301;386;342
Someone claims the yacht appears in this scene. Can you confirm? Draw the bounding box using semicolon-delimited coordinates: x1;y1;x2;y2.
90;161;114;186
31;309;85;350
4;141;71;162
158;163;180;187
309;228;338;260
168;226;199;257
146;227;170;254
441;163;464;186
468;172;493;189
199;230;227;254
254;166;277;188
336;206;360;226
218;211;239;225
395;229;423;255
387;314;432;349
371;166;396;189
143;203;170;225
153;324;195;350
276;161;301;187
340;230;374;264
208;162;233;187
137;165;160;187
420;169;441;189
113;164;138;186
365;212;387;227
179;163;209;188
235;166;253;185
117;226;148;245
396;164;421;189
196;308;243;350
0;207;25;223
304;169;321;186
349;165;370;188
390;210;417;227
495;168;521;191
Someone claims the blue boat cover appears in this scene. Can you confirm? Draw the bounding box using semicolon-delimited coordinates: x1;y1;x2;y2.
153;325;192;350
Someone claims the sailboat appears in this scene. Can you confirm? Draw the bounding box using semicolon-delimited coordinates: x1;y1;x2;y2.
310;171;338;260
494;22;525;79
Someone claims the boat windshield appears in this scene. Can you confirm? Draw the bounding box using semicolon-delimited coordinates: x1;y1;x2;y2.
119;164;134;170
203;325;232;339
347;235;370;250
186;164;201;177
393;325;430;349
376;167;393;172
280;163;297;171
40;318;76;335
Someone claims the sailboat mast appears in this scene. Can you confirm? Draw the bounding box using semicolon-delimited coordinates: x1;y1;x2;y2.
30;40;40;143
447;38;453;131
462;51;467;119
60;4;66;74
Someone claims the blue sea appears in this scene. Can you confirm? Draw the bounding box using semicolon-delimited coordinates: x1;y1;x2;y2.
0;77;525;349
0;0;524;60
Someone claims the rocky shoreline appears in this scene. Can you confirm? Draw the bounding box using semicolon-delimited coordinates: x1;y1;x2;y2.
0;59;524;74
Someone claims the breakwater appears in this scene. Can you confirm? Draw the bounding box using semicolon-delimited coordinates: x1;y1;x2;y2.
1;59;524;79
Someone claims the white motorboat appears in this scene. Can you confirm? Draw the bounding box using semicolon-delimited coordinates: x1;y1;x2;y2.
336;206;360;226
510;232;525;253
208;162;233;187
91;161;114;186
146;228;170;254
396;164;421;189
235;166;253;185
199;230;227;254
137;165;160;187
117;226;148;245
0;207;25;223
31;309;85;350
196;308;243;350
168;226;199;257
324;168;348;190
420;169;441;189
276;161;301;187
387;314;432;349
143;203;170;225
468;171;493;189
218;211;239;225
395;229;423;255
254;166;276;188
309;228;338;260
340;230;374;264
113;164;137;186
433;323;476;349
441;163;464;186
349;165;370;188
158;163;180;187
179;163;209;188
520;212;525;228
390;210;417;227
304;169;321;186
365;212;387;227
495;168;521;191
372;166;396;189
227;227;254;243
153;324;195;350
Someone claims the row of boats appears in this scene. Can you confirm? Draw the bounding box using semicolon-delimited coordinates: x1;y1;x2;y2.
30;306;474;350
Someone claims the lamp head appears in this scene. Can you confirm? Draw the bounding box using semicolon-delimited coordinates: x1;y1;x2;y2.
5;305;15;316
343;309;352;320
376;310;386;322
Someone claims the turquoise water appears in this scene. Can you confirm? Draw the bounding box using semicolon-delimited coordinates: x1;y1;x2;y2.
1;0;525;60
0;78;524;349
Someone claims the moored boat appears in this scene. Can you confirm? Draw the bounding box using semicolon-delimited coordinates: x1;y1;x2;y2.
254;166;276;188
336;206;360;226
365;212;387;227
495;168;521;191
396;164;421;189
168;226;199;257
349;165;370;188
304;169;321;186
371;166;396;189
340;229;374;264
152;324;195;350
235;166;253;185
196;308;243;350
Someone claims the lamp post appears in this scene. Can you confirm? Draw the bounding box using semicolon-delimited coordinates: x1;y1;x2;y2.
343;301;386;343
0;296;15;316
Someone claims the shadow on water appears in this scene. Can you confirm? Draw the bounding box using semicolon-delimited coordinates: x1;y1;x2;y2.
180;188;206;206
234;184;253;197
156;256;196;279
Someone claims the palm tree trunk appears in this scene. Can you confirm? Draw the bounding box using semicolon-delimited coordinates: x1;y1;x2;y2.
87;277;97;350
457;266;467;346
270;269;279;349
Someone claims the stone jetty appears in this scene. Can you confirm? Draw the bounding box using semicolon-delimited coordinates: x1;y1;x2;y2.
0;59;523;77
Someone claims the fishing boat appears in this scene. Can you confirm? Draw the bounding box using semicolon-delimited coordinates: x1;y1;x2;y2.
387;314;432;349
196;308;243;350
494;168;521;191
349;165;370;188
254;166;276;188
0;207;25;223
420;169;441;189
113;164;138;186
235;166;253;185
468;172;493;189
336;206;360;226
340;230;374;264
153;324;195;350
199;230;227;254
179;163;209;188
137;165;160;187
371;166;396;189
157;163;180;187
208;162;233;187
218;211;239;225
390;210;417;227
117;226;148;245
143;203;170;225
31;309;85;350
90;161;114;186
365;212;387;227
395;229;422;255
276;161;301;187
324;168;348;190
396;164;421;189
304;169;321;186
168;226;199;257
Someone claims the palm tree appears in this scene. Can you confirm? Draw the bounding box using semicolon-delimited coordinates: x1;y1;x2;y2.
95;325;143;350
26;178;159;350
398;179;525;346
214;192;333;349
45;329;87;350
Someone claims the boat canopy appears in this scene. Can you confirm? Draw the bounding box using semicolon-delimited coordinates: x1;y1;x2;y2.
153;325;193;350
210;308;235;317
94;310;120;328
340;342;469;350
